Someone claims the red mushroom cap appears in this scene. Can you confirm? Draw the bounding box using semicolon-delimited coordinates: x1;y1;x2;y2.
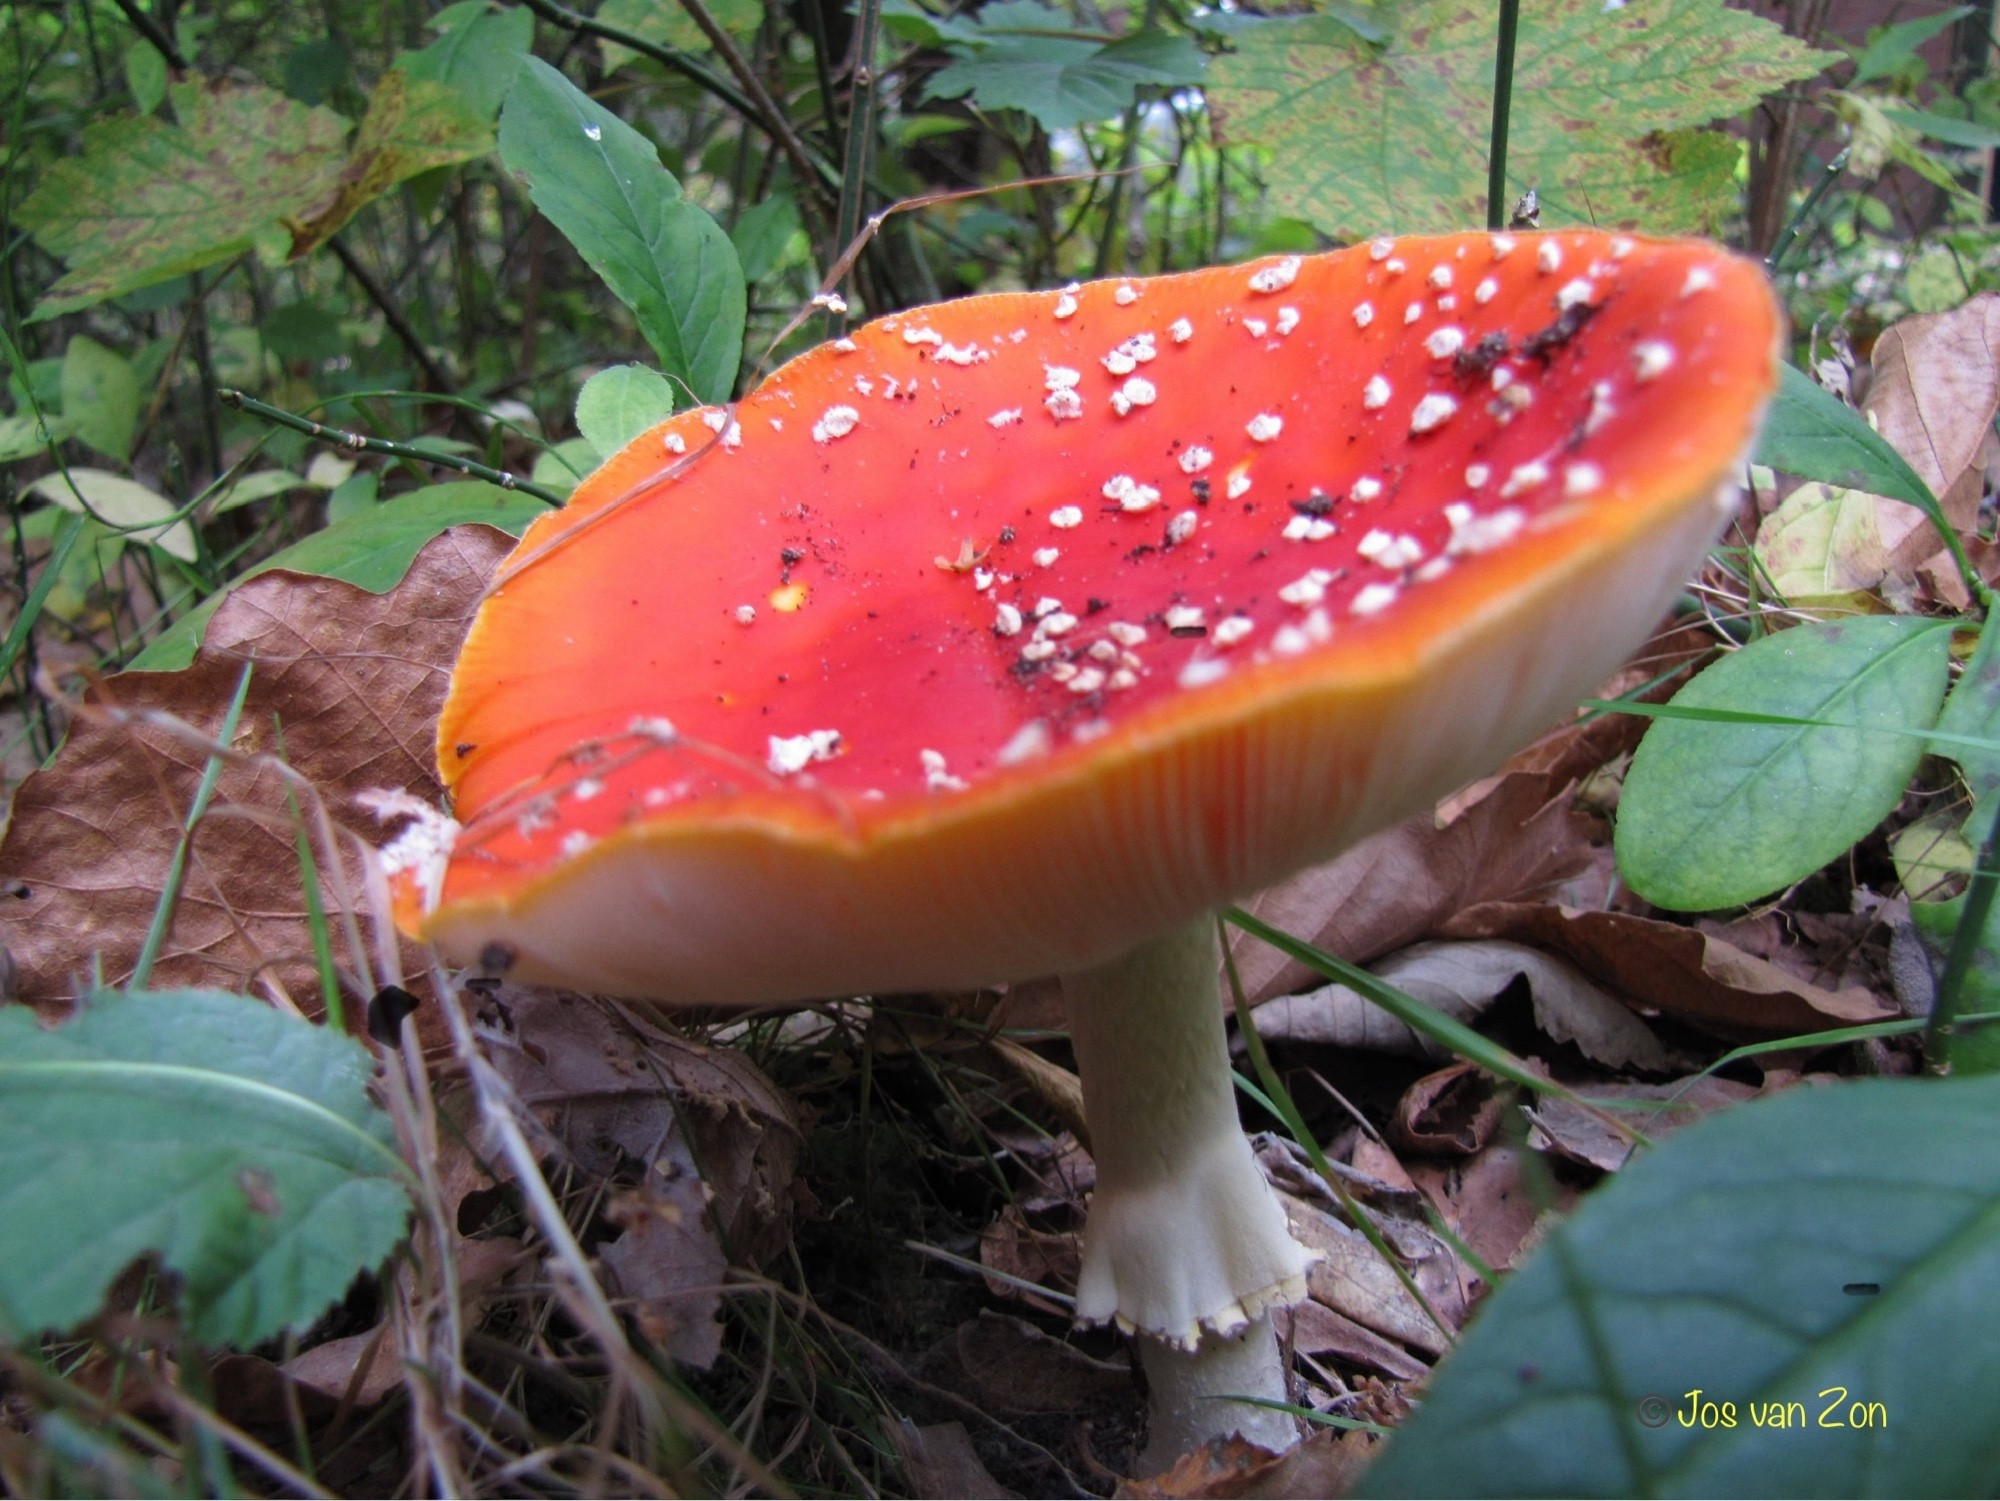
394;232;1778;1001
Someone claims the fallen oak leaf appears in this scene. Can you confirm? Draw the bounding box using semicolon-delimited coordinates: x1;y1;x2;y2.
1439;902;1895;1038
0;526;513;1013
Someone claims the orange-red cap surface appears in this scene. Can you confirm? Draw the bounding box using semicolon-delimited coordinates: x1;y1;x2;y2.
396;232;1779;1002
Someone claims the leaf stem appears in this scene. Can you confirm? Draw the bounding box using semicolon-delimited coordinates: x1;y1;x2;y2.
1486;0;1521;230
217;389;565;506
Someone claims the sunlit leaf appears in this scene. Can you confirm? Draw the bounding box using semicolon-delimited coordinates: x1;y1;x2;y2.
27;468;196;562
575;364;677;458
925;4;1206;131
1207;0;1831;238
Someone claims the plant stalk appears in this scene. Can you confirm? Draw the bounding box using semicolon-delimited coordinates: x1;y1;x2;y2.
1486;0;1521;230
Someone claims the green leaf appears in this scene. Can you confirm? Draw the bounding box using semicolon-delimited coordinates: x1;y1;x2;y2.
1206;0;1832;238
19;81;350;319
127;481;540;671
575;364;677;458
124;40;167;115
28;468;196;562
497;58;745;405
0;411;75;463
1756;363;1939;513
286;69;494;258
1356;1074;2000;1498
731;191;804;283
1616;618;1953;911
58;336;140;463
530;436;602;497
0;988;411;1348
1937;607;2000;842
596;0;765;71
1881;105;2000;149
1851;6;1972;86
926;7;1207;131
398;1;533;120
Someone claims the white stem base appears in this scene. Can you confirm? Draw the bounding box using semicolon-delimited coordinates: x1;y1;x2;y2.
1138;1314;1298;1473
1061;919;1313;1464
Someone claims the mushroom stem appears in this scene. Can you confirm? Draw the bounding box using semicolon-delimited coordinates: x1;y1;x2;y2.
1061;919;1312;1463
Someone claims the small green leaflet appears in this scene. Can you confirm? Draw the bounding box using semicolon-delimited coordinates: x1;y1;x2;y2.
1614;617;1952;911
575;364;678;458
498;58;745;405
1357;1074;2000;1497
398;0;533;120
1206;0;1832;239
128;481;541;671
0;989;412;1348
916;1;1206;131
59;335;140;463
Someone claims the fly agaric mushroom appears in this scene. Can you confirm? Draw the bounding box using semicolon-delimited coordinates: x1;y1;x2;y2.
387;232;1778;1464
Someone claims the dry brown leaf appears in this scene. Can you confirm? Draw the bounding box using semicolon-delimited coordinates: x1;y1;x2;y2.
1524;1075;1758;1172
980;1203;1081;1315
1867;294;2000;528
1440;903;1895;1037
1405;1143;1577;1276
1118;1430;1373;1500
1227;768;1599;1005
1391;1062;1504;1158
1280;1300;1427;1383
1280;1194;1452;1357
1250;939;1667;1072
891;1419;1018;1499
475;985;800;1366
0;526;511;1012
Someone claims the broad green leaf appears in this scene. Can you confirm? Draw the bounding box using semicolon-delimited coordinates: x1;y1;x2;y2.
59;335;139;462
128;481;541;671
0;988;411;1348
398;1;533;120
260;300;345;363
1756;363;1941;514
1910;896;2000;1071
19;81;350;319
927;7;1207;131
1851;6;1972;86
1206;0;1831;238
123;40;167;115
1357;1074;2000;1498
575;364;677;458
28;469;196;562
597;0;765;71
282;38;351;106
530;436;602;497
286;69;493;258
1615;618;1952;911
325;469;381;521
497;58;745;405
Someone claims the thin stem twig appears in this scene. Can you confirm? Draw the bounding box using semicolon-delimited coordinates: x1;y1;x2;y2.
110;0;187;71
217;389;566;506
831;0;885;332
329;237;456;394
677;0;839;219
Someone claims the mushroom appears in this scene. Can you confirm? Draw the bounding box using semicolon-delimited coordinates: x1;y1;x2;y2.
388;232;1779;1465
